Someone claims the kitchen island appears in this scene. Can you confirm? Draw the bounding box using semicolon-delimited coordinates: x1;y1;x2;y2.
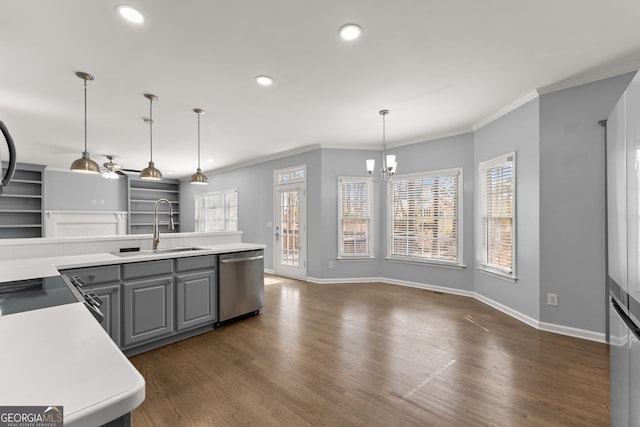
0;234;265;426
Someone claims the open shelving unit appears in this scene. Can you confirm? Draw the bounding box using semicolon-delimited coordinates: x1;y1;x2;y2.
0;163;45;239
127;176;180;235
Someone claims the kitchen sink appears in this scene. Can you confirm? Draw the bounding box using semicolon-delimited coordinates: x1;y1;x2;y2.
112;247;206;257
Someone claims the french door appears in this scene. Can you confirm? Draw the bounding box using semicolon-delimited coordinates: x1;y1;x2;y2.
274;168;306;279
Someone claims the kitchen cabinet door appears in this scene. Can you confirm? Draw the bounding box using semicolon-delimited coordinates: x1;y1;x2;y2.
86;283;121;347
176;270;217;331
122;276;174;348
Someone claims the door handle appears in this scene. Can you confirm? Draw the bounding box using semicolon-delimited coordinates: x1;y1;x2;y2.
275;226;280;241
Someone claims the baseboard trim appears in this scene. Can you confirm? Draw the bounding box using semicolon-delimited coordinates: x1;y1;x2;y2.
295;275;605;343
473;293;540;330
306;276;382;284
538;321;606;344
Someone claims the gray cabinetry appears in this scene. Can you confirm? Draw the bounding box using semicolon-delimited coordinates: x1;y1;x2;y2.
60;264;121;345
176;255;217;331
88;283;121;347
0;162;45;239
122;260;174;348
127;177;180;235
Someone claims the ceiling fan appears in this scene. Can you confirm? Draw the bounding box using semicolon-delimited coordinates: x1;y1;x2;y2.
101;155;140;179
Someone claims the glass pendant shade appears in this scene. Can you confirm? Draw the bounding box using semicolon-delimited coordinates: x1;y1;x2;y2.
102;170;120;180
70;71;100;174
366;158;375;174
141;161;162;180
190;108;209;185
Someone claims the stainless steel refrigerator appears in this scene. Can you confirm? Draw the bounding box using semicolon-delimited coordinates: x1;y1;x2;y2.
607;71;640;427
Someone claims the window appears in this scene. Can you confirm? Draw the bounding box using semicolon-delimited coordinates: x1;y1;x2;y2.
479;152;516;279
194;189;238;232
388;168;462;265
338;177;373;258
276;166;305;184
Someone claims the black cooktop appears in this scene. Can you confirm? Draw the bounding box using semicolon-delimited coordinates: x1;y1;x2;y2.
0;275;79;316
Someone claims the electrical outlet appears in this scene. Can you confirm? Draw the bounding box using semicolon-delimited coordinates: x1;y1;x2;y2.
328;262;334;269
547;293;558;306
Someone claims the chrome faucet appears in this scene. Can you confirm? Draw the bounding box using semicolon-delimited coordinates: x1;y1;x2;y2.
153;198;175;250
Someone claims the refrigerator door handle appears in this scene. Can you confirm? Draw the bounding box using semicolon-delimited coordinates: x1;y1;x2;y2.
612;298;640;336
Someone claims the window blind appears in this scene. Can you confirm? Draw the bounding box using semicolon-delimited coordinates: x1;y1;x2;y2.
338;178;372;257
480;153;515;275
195;189;238;232
390;170;461;263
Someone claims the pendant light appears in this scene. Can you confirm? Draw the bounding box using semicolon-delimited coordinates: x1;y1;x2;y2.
190;108;209;185
140;93;162;180
70;72;100;174
366;109;397;182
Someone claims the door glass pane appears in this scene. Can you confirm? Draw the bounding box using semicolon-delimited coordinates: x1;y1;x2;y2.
280;190;300;267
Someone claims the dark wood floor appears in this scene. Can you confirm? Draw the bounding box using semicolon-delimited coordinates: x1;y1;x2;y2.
130;275;610;426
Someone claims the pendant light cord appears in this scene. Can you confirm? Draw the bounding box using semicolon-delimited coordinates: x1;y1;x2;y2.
197;112;201;169
149;97;154;162
381;111;387;169
83;78;88;153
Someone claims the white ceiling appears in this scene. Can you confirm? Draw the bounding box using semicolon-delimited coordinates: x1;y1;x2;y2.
2;0;640;179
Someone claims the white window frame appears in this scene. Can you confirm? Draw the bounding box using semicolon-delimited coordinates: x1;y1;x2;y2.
194;189;238;232
337;177;374;259
387;167;463;267
478;152;516;281
275;165;306;184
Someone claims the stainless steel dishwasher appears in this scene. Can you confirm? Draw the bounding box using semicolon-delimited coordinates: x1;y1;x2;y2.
219;249;264;322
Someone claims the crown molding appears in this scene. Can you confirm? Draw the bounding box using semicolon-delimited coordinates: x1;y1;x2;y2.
538;60;640;95
189;143;323;178
472;90;540;132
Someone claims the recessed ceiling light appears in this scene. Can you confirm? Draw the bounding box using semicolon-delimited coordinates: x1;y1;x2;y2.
255;75;273;86
339;24;362;41
116;5;144;24
207;158;213;162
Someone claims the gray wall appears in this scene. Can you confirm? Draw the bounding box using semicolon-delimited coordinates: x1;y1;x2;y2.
40;71;639;338
474;98;541;320
318;148;381;280
378;133;476;291
180;149;322;273
45;169;127;211
538;72;635;333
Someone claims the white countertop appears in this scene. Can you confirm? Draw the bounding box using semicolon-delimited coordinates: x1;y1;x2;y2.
0;303;145;426
0;241;265;425
0;242;266;282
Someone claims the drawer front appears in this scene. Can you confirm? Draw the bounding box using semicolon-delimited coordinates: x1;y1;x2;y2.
175;255;217;273
123;259;173;280
61;265;121;285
